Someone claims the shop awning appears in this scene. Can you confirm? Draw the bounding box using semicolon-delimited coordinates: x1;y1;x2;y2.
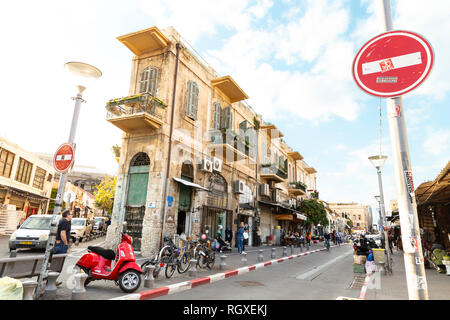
173;178;210;191
276;214;293;221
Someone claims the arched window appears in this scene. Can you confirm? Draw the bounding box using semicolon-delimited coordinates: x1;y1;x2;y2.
186;81;199;120
139;67;159;95
130;152;150;167
207;174;228;208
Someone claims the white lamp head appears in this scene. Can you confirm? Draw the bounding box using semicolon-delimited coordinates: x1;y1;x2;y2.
368;155;387;169
375;195;381;202
64;62;102;93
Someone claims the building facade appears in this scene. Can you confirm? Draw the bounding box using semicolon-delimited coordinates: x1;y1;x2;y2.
104;26;319;256
0;137;55;219
328;203;372;232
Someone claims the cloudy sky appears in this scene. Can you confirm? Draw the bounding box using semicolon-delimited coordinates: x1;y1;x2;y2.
1;0;449;224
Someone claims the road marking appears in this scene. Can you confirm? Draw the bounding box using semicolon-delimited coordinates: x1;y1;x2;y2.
296;250;353;280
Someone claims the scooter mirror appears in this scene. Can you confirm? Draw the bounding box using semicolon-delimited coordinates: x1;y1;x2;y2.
122;222;128;234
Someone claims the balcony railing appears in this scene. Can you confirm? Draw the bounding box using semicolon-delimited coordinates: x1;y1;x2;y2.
289;182;307;191
208;129;247;162
260;163;288;181
105;93;167;132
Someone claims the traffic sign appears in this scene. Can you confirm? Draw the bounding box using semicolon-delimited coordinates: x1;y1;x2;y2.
53;143;75;173
352;30;434;97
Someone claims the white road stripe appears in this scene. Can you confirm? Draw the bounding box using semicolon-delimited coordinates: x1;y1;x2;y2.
296;250;353;280
362;52;422;75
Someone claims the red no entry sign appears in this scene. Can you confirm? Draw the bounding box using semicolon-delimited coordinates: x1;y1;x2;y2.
353;30;434;97
53;143;75;173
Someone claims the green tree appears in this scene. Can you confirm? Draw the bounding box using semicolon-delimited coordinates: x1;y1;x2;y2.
346;218;354;228
93;176;117;214
298;199;329;228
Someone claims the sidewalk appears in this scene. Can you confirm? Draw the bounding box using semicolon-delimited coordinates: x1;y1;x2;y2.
364;249;449;300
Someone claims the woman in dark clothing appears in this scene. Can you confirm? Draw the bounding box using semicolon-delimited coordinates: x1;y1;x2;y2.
225;227;233;244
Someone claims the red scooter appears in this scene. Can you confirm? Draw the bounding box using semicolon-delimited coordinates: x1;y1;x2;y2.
76;231;142;293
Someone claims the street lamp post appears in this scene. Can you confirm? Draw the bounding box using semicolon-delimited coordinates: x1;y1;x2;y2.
369;155;392;273
35;62;101;298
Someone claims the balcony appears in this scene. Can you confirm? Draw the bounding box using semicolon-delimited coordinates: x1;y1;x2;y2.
117;26;170;56
211;75;249;103
260;163;288;182
288;181;307;196
106;93;167;133
207;129;247;162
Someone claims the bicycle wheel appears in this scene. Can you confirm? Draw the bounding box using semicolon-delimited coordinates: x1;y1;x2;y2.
160;246;173;264
206;250;215;270
177;252;191;274
165;258;176;279
197;246;208;269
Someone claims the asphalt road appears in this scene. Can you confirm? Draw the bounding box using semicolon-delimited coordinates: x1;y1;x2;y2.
155;245;358;300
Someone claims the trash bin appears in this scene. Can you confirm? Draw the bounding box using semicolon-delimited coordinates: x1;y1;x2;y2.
372;249;385;264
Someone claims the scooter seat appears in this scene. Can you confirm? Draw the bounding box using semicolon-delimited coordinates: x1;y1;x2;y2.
88;246;116;260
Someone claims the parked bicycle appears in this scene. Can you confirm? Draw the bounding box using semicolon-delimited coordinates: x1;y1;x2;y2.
194;234;215;270
140;236;177;278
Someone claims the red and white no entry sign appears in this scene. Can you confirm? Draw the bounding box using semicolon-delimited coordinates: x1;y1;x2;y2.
352;30;434;97
53;143;75;173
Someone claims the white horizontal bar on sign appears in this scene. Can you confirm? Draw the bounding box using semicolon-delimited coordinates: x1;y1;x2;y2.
56;154;72;161
362;52;422;75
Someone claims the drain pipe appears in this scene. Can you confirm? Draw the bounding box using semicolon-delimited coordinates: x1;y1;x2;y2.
161;42;182;249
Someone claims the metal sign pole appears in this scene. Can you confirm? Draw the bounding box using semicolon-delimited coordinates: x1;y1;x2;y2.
378;0;429;299
35;90;85;298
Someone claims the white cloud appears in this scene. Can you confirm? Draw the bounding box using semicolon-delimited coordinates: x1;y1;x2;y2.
423;128;450;156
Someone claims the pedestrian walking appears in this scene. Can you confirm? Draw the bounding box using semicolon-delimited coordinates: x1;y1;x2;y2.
225;227;233;244
307;231;311;246
388;231;394;254
237;222;245;254
54;209;72;254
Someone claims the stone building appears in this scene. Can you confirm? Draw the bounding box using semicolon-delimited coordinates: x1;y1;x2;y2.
328;202;372;232
104;26;319;256
0;136;55;219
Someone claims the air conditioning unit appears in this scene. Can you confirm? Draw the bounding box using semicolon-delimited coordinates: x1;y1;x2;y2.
233;180;245;194
272;189;281;203
259;183;270;197
212;157;222;172
289;199;297;208
200;158;212;172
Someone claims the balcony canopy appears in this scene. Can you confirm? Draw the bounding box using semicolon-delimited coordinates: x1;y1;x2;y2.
305;166;317;174
117;26;170;56
211;75;249;103
260;124;284;138
288;151;304;161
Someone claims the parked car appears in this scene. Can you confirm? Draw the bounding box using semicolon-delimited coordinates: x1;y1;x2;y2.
9;214;61;251
92;217;106;233
366;234;382;247
70;218;93;242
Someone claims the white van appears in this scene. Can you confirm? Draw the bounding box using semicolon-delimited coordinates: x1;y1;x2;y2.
9;214;61;251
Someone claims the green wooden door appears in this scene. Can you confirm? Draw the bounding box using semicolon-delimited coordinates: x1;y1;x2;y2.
127;165;149;206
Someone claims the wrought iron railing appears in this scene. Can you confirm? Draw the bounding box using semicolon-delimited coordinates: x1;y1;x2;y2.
289;181;307;192
105;93;167;121
261;163;288;179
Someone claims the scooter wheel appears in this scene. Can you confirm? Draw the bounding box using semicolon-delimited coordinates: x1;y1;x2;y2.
118;270;141;293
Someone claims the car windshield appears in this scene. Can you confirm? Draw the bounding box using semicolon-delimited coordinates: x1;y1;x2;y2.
20;216;52;230
71;219;86;226
94;218;103;223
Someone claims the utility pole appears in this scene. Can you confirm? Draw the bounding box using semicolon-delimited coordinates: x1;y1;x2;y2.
378;0;429;299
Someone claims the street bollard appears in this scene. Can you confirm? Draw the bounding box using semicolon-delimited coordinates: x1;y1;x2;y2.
75;237;80;246
219;255;227;270
291;245;294;255
271;248;276;259
22;280;38;300
9;249;17;258
283;246;287;257
72;273;88;300
300;243;303;252
241;252;247;265
257;249;264;262
189;259;198;277
43;272;59;300
144;265;155;289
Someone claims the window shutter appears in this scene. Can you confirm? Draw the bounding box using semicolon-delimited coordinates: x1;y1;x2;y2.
221;106;232;129
192;83;198;120
139;68;149;93
186;81;192;117
149;67;158;95
213;102;221;129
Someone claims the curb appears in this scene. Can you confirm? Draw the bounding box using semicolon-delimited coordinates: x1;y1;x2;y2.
111;245;338;300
